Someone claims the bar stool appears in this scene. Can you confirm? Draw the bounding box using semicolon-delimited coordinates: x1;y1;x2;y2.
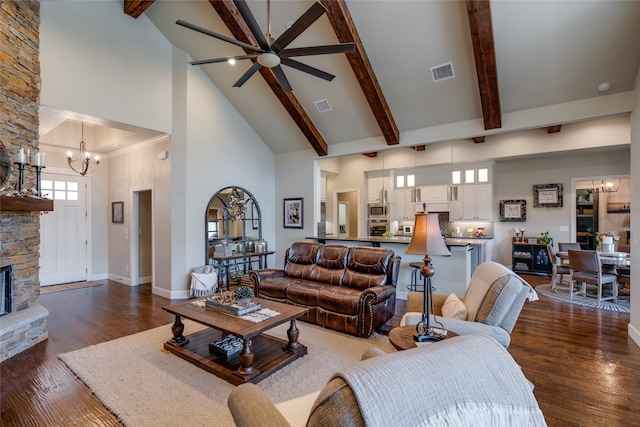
408;262;425;291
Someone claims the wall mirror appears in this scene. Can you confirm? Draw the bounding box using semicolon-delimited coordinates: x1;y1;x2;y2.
205;186;261;263
0;141;11;187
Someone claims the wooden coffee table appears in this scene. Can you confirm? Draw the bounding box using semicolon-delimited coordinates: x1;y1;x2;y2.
389;325;458;351
163;297;307;385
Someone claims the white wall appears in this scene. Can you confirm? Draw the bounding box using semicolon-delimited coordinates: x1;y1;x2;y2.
629;67;640;346
40;2;276;298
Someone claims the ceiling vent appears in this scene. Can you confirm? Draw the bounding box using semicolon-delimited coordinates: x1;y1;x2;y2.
313;99;332;113
430;62;455;82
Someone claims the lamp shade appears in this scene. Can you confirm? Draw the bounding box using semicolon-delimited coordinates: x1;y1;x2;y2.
405;212;451;256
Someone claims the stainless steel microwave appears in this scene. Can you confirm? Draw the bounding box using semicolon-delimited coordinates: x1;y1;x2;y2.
368;203;389;219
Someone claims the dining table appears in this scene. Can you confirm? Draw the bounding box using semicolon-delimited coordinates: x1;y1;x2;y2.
557;250;631;267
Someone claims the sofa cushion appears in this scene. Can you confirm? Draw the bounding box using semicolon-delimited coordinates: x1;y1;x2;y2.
442;293;467;320
284;242;320;280
317;286;362;315
308;245;348;286
287;280;326;306
258;277;292;300
342;247;392;290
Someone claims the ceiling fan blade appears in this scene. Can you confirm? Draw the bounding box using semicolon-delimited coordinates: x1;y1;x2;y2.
233;0;270;50
271;2;327;53
279;43;355;58
233;62;263;88
189;55;258;66
281;58;335;82
176;20;263;54
271;65;293;92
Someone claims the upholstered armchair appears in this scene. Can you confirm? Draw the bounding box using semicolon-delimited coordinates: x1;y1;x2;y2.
228;335;547;427
401;261;537;348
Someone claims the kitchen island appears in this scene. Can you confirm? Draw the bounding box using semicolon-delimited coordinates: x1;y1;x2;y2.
305;235;493;300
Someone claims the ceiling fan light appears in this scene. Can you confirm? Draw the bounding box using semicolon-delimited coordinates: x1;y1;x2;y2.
257;52;281;68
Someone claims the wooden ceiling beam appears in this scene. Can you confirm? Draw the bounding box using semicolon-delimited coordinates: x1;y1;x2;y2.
471;136;485;143
208;0;328;156
124;0;155;18
413;145;426;151
466;0;501;130
547;125;562;133
362;152;378;158
321;0;399;146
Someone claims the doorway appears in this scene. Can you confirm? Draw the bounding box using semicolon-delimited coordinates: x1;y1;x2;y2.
39;172;88;285
130;187;154;287
336;190;359;238
572;176;631;249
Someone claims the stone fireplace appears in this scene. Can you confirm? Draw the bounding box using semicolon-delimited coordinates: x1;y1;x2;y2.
0;1;49;362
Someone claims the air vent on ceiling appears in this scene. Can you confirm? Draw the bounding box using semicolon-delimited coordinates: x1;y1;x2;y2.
430;61;455;82
313;99;332;113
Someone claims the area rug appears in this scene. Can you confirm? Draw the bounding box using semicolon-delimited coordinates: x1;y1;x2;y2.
535;283;630;313
40;281;103;294
59;320;395;427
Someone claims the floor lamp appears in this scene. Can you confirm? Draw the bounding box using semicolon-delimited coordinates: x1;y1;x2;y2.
405;204;451;342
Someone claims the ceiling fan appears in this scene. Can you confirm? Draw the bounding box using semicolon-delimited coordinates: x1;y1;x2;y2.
176;0;355;92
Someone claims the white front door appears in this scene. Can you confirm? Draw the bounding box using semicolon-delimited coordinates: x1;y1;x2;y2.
39;173;87;286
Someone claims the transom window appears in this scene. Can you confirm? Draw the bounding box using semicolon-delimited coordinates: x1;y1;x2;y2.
41;180;79;201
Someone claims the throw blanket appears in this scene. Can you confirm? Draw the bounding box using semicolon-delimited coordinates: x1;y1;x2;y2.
335;335;547;427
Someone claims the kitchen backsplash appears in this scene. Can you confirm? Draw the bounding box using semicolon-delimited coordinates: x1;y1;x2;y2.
448;221;494;237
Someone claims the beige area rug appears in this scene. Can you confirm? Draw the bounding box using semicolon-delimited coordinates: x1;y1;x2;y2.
59;320;396;427
40;281;103;294
535;283;630;313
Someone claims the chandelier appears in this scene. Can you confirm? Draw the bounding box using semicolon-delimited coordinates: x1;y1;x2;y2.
67;122;100;176
592;179;619;193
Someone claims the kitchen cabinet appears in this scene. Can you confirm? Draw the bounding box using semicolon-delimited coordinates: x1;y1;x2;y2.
394;188;419;220
419;185;448;203
367;176;384;202
459;184;492;220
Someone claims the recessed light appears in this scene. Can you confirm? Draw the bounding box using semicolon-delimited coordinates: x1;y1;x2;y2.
598;82;611;92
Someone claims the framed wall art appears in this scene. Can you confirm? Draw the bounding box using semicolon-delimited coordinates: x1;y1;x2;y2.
499;199;526;222
112;201;124;223
283;198;303;229
533;183;563;208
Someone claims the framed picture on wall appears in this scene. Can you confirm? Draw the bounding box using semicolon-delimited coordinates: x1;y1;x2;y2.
112;201;124;223
499;199;526;222
283;198;303;229
533;183;563;207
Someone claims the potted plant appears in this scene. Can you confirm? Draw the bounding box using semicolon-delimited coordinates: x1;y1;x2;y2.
233;285;254;305
539;231;552;245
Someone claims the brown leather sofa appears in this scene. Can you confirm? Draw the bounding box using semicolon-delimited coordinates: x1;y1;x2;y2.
249;242;400;337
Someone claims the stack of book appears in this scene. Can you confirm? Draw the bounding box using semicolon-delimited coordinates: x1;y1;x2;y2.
205;298;261;316
213;242;232;258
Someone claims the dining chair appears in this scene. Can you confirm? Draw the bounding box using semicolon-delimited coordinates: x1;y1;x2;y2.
568;249;618;305
615;244;630;296
558;242;582;253
546;244;571;292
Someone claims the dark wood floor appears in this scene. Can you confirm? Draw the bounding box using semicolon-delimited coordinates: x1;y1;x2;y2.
1;275;639;426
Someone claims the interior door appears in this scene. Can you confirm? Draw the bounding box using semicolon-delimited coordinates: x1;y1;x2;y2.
39;173;87;285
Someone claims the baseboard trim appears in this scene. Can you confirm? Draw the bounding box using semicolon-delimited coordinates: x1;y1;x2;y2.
108;274;132;286
629;323;640;348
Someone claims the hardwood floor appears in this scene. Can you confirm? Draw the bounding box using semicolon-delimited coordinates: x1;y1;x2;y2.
1;275;639;426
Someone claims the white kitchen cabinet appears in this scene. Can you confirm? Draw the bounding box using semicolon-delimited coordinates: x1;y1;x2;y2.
461;184;492;220
393;188;422;220
367;176;384;202
419;185;448;203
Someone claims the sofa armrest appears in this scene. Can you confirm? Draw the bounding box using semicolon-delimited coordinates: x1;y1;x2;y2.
362;285;395;303
249;269;286;287
228;383;291;427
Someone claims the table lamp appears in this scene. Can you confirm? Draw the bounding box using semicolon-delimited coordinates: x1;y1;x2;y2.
405;203;451;342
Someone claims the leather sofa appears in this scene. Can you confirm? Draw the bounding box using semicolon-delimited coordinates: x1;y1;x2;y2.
248;242;400;337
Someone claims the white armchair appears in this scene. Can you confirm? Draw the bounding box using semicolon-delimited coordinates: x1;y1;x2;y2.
401;261;537;348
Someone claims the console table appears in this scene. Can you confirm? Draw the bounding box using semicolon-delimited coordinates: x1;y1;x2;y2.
209;250;275;288
512;238;552;276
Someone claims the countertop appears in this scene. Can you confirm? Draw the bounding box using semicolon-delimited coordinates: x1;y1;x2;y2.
306;235;492;247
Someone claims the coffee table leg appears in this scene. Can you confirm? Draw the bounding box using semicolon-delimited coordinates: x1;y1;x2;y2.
167;315;189;346
284;319;302;352
237;339;255;376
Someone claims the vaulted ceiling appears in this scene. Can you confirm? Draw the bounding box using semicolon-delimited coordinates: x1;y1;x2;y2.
43;1;640;158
